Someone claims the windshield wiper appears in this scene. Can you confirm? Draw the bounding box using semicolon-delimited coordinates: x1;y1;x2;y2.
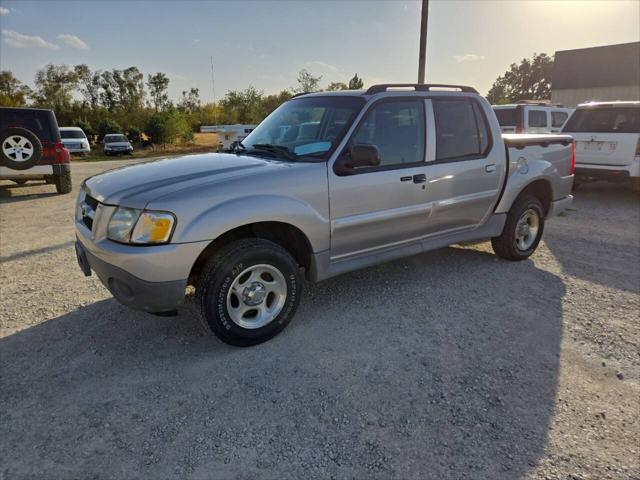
247;143;298;161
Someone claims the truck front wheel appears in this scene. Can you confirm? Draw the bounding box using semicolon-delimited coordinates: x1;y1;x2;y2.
491;195;545;261
197;238;302;347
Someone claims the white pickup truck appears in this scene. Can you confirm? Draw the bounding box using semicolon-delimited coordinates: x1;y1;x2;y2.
75;84;575;346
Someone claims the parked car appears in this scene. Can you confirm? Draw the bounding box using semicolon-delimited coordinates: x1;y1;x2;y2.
75;84;574;346
0;107;72;194
103;134;133;156
562;101;640;189
493;101;574;134
60;126;90;156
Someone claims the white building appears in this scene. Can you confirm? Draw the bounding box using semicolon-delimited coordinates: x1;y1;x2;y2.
200;124;256;151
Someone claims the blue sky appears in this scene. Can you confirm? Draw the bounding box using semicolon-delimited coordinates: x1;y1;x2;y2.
1;0;639;101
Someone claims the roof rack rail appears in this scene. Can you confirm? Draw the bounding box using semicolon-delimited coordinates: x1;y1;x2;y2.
365;83;478;95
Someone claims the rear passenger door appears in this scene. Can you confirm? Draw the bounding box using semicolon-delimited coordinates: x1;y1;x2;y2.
422;97;505;235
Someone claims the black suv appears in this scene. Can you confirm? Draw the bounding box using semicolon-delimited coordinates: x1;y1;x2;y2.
0;107;72;194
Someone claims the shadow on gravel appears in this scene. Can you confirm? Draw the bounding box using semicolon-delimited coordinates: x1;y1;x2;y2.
0;182;59;204
0;247;565;479
545;182;640;293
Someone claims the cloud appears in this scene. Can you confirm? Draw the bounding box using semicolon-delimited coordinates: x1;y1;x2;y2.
0;6;9;15
304;60;339;72
57;34;89;50
454;53;486;63
2;29;59;49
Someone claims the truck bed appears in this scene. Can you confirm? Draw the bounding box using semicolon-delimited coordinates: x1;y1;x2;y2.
502;133;573;149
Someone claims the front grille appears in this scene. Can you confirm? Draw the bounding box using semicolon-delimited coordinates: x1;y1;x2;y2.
81;194;99;231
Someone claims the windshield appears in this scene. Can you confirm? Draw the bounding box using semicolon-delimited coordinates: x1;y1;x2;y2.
563;106;640;134
241;96;365;160
105;135;128;143
60;130;86;139
493;107;517;126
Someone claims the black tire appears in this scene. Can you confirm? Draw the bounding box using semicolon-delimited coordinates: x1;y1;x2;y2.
197;238;302;347
54;170;72;194
0;127;43;170
12;179;27;185
491;195;545;261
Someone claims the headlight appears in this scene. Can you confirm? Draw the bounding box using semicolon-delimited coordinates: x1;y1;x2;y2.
107;208;175;244
107;207;140;242
131;211;175;244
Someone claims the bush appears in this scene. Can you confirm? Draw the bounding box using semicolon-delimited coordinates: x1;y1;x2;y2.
75;119;95;141
96;118;122;141
127;126;141;145
144;111;192;145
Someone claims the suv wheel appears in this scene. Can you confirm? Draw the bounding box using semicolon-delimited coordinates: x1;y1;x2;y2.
491;195;545;261
197;238;302;347
54;170;72;194
0;127;43;170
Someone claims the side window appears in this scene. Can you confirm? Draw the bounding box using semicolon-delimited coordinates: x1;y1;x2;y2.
528;110;547;127
351;100;425;167
434;99;489;161
551;111;569;128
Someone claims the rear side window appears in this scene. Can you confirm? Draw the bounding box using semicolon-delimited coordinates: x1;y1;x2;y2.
60;130;86;139
551;111;569;128
528;110;547;128
563;107;640;133
493;108;516;126
0;109;58;142
434;99;491;161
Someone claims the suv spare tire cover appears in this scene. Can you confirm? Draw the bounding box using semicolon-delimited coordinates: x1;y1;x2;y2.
0;127;43;170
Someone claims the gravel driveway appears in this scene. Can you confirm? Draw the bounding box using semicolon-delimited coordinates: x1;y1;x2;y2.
1;159;638;480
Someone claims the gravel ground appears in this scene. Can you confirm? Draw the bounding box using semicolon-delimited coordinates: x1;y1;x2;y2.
1;159;638;480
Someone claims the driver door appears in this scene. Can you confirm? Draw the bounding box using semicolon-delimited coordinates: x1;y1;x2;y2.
328;98;432;260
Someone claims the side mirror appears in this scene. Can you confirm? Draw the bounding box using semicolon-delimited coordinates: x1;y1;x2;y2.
335;144;381;174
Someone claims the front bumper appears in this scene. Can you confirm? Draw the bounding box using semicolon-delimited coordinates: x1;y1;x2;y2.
75;215;209;313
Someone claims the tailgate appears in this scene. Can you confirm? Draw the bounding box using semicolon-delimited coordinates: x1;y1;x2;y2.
571;133;638;166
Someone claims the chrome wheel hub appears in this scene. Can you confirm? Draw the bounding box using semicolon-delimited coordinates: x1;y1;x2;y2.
2;135;34;162
227;264;287;329
515;209;540;251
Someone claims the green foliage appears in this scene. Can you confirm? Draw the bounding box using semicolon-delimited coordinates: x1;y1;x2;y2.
0;70;31;106
144;111;191;145
97;118;122;141
127;126;141;144
147;72;170;111
178;88;201;114
33;64;79;111
487;53;554;104
348;74;364;90
327;82;348;91
75;119;95;139
219;86;264;124
295;69;322;93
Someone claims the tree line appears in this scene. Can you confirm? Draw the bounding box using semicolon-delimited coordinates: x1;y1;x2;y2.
0;65;364;145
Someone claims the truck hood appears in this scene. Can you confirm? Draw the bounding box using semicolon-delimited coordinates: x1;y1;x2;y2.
83;152;289;208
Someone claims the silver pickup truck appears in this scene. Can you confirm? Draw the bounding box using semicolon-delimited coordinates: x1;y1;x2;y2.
75;84;574;346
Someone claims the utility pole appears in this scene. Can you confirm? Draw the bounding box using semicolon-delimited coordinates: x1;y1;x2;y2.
210;56;217;125
417;0;429;84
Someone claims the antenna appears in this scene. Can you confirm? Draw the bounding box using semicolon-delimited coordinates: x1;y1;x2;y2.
210;56;217;126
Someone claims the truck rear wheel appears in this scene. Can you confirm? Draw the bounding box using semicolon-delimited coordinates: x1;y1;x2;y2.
492;195;545;261
197;238;302;347
54;170;72;194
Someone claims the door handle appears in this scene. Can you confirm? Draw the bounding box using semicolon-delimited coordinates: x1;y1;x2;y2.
485;164;496;173
412;173;427;184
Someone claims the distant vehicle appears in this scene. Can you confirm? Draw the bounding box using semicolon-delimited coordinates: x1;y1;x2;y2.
0;107;72;194
562;101;640;189
75;83;574;346
200;124;256;151
103;134;133;156
60;126;90;156
493;102;574;134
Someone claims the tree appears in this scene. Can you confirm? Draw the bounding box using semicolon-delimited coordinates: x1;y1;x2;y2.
145;111;191;145
219;86;264;124
295;69;322;93
96;118;122;141
115;67;145;111
0;70;32;106
348;74;364;90
259;89;293;118
147;72;170;111
486;53;554;104
33;64;78;111
74;64;101;109
326;82;348;91
177;88;201;113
